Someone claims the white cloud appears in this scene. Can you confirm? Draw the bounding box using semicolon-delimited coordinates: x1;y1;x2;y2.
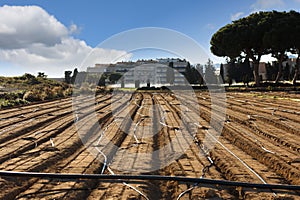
231;12;244;21
69;23;80;35
0;5;131;77
251;0;285;11
0;5;68;49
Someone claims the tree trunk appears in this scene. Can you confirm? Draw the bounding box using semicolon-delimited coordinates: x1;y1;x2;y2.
247;50;261;87
275;54;284;84
253;61;260;86
292;56;300;85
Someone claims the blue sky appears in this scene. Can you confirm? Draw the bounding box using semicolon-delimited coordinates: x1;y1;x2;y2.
0;0;300;77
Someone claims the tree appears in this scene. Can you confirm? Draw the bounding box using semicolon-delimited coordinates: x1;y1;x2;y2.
22;73;40;84
211;11;276;86
191;66;201;85
226;59;237;85
184;62;204;85
71;68;78;84
109;73;122;84
195;64;204;86
283;62;291;81
22;73;36;80
204;59;217;84
292;58;300;85
266;62;277;81
212;10;300;86
184;62;194;84
64;71;72;84
263;11;291;83
98;75;106;86
289;11;300;85
37;72;47;78
219;63;224;83
166;61;175;85
184;62;191;83
240;57;253;86
224;57;252;86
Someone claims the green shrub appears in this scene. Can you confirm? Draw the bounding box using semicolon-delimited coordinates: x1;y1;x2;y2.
0;98;28;108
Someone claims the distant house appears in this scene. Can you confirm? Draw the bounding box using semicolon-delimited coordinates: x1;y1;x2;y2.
246;62;267;81
258;62;267;81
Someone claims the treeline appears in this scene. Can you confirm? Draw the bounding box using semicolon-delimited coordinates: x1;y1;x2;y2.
64;68;123;87
220;58;300;86
265;62;298;81
211;10;300;86
184;59;219;85
220;58;253;86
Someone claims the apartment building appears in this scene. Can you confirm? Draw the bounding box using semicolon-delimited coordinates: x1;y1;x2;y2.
87;58;188;87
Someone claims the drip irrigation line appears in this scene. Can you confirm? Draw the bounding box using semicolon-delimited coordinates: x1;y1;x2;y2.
133;118;145;144
122;182;149;200
176;185;195;200
93;97;149;199
168;98;275;199
177;118;215;199
177;95;276;193
162;95;215;199
96;120;119;145
95;147;108;174
0;171;299;190
205;130;268;185
241;121;276;154
95;118;125;174
159;110;178;129
74;114;79;123
205;129;277;197
50;138;55;147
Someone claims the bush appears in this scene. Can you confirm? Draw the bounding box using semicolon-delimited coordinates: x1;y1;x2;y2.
52;86;64;98
23;91;42;102
63;87;73;96
40;87;53;100
19;73;40;85
0;98;29;108
0;75;75;108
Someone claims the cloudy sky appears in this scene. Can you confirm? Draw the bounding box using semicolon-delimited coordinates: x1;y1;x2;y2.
0;0;300;77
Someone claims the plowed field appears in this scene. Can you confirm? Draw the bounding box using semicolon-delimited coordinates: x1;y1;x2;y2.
0;91;299;200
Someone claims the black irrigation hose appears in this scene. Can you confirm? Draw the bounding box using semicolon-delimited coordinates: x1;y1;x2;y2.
0;170;299;191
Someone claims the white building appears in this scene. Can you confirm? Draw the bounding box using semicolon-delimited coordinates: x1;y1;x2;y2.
87;58;188;87
87;64;110;73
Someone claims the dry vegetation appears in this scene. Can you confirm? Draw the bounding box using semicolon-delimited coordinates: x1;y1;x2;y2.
0;74;72;108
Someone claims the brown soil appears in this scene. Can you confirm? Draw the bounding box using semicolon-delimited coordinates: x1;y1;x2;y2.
0;91;299;200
